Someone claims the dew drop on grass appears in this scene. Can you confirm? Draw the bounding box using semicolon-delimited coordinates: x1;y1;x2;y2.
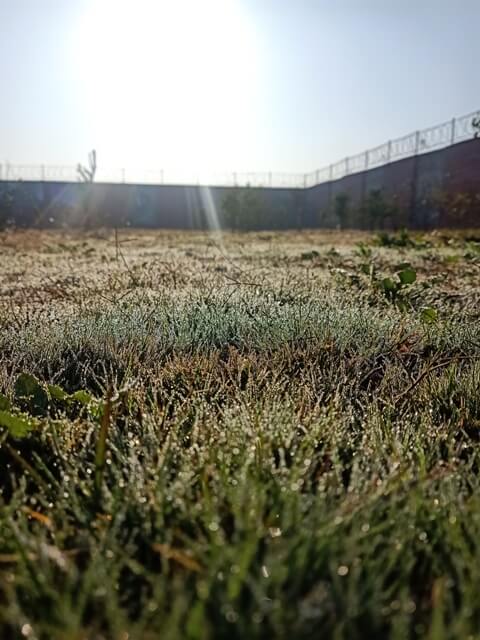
337;565;349;576
225;609;238;623
404;600;416;614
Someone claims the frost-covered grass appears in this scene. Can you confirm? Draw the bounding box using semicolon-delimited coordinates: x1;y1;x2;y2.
0;229;479;639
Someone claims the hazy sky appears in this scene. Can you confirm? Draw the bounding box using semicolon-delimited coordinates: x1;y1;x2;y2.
1;0;479;176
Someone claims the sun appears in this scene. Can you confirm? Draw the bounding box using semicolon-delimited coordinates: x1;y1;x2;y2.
73;0;260;178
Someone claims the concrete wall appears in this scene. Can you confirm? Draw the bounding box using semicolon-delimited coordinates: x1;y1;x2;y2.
0;181;306;229
1;139;479;230
306;139;480;229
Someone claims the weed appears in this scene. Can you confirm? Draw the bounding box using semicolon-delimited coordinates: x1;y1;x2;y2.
375;228;417;248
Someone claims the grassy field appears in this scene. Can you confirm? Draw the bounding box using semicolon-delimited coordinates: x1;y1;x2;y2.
0;227;479;639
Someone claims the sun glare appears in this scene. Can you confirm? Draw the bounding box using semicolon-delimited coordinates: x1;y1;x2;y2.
74;0;260;176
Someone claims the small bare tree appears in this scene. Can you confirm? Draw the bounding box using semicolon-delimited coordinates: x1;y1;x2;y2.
77;150;97;182
76;150;97;227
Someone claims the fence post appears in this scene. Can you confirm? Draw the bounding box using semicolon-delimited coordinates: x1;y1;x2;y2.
414;131;420;155
345;157;349;176
41;165;45;181
387;140;392;162
329;164;333;181
365;151;369;170
450;118;456;145
0;164;2;181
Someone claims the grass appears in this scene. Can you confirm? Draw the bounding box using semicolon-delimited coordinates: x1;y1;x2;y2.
0;227;479;639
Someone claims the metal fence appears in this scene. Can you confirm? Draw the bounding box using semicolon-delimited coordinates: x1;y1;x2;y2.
303;109;480;187
1;109;479;189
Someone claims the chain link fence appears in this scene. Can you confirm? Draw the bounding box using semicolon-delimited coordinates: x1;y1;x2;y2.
1;109;479;189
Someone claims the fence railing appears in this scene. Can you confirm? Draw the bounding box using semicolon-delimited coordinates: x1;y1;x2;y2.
303;109;480;187
1;109;479;189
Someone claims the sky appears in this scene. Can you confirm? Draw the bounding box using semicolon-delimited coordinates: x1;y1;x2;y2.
1;0;479;178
